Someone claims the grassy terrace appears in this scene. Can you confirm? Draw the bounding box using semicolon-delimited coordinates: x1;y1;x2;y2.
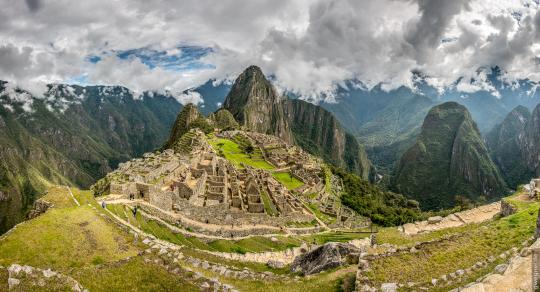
209;137;306;191
0;186;197;291
307;202;337;225
364;190;539;290
272;172;304;190
106;204;303;254
209;137;275;170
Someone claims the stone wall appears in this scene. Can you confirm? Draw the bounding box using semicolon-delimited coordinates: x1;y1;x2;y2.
26;199;52;220
149;190;173;212
501;200;517;217
400;202;501;235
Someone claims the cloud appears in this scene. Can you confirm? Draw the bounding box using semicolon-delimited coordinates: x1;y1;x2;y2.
25;0;42;12
0;0;540;105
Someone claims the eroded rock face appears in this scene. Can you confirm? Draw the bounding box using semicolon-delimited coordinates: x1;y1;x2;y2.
290;242;360;275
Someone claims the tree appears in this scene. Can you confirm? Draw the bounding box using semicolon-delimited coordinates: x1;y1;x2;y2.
244;144;255;154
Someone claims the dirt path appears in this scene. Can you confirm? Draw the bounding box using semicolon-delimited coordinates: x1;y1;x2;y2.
65;187;80;207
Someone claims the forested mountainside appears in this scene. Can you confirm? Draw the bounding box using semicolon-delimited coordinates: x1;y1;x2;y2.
0;81;181;233
487;103;540;188
486;105;533;188
393;102;508;210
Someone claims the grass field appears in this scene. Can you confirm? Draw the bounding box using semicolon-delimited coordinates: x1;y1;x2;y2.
272;172;304;190
0;186;201;291
209;137;275;170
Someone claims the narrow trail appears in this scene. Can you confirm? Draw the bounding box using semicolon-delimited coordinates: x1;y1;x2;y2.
65;186;80;206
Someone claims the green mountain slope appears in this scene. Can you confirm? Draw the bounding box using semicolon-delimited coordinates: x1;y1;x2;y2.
393;102;508;210
163;103;211;149
0;82;181;233
208;108;239;130
284;99;373;181
321;86;434;174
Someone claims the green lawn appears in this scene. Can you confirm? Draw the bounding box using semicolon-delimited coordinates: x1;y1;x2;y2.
209;138;275;170
261;190;279;216
272;172;304;190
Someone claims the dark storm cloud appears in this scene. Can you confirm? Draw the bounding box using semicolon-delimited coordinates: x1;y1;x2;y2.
25;0;42;12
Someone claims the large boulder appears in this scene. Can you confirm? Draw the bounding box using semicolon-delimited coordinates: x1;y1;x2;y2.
290;242;360;275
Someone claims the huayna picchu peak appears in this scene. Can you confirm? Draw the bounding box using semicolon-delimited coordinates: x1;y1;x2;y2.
5;3;540;290
224;65;373;181
223;65;293;143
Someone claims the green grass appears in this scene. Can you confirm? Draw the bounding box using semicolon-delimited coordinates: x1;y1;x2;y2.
190;261;357;292
365;196;539;288
0;206;138;271
74;257;199;292
272;172;304;190
323;165;332;193
261;190;279;216
41;185;78;208
300;231;369;245
209;137;275;170
208;236;302;253
307;203;336;225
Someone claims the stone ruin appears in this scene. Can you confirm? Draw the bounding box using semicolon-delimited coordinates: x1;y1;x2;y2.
527;178;540;198
102;129;315;229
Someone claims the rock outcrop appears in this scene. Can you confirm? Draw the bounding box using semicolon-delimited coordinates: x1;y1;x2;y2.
26;199;52;220
290;242;361;275
393;102;508;210
223;65;293;143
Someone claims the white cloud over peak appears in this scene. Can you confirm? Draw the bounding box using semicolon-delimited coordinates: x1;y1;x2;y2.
0;0;539;103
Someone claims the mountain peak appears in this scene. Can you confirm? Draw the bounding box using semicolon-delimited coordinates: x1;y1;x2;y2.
394;101;507;210
222;65;292;142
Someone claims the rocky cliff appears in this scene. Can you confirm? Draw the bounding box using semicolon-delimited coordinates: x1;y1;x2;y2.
522;104;540;177
486;106;533;188
393;102;507;210
223;65;293;143
223;66;373;181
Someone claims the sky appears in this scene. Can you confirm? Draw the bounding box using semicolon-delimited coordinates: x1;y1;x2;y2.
1;0;540;103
